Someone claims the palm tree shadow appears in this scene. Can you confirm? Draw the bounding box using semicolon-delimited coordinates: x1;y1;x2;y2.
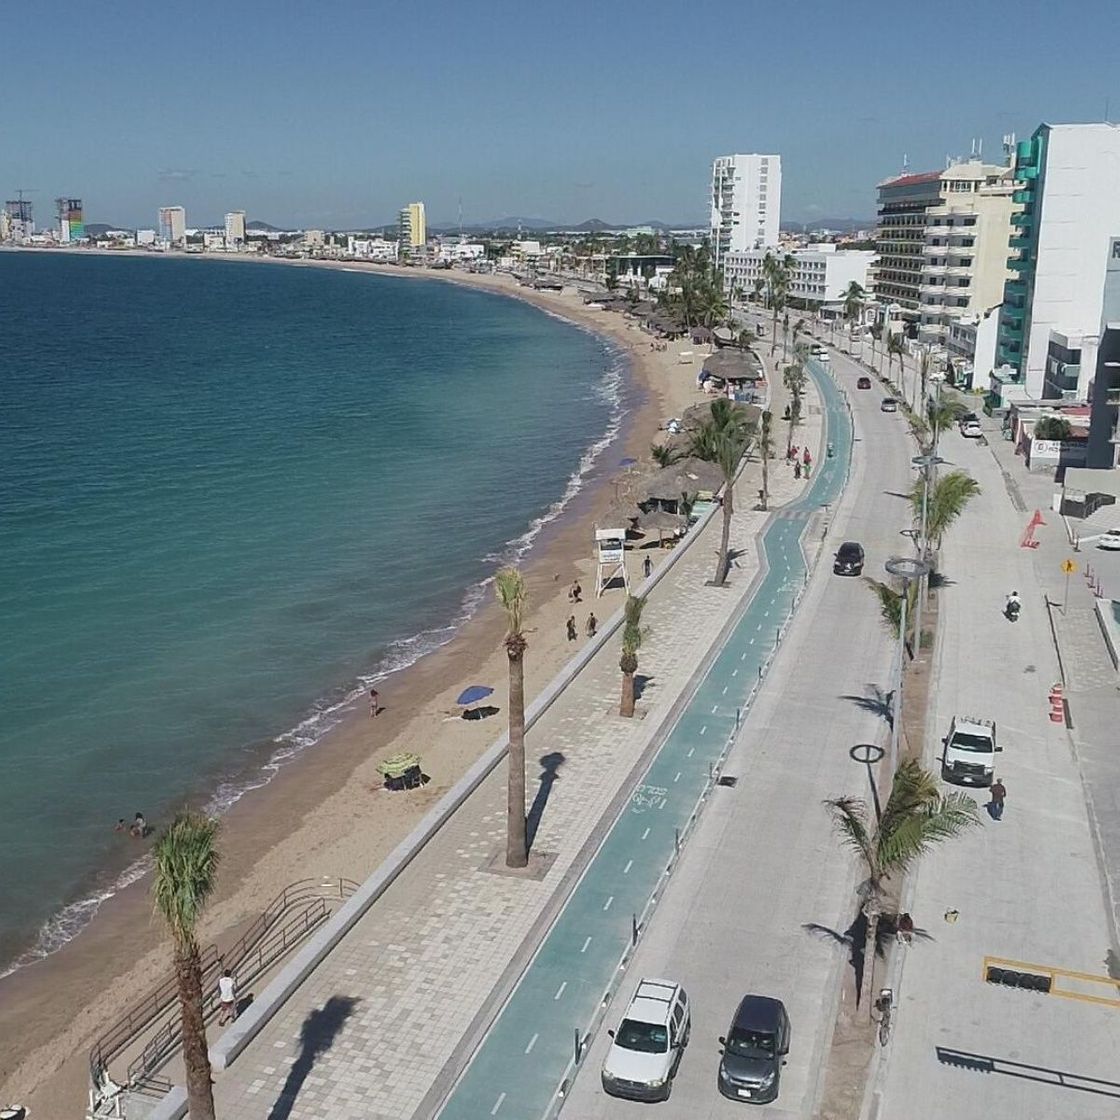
526;752;565;851
839;684;894;729
266;995;358;1120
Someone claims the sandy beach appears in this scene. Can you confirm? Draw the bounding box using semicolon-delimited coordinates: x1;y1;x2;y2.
0;258;720;1113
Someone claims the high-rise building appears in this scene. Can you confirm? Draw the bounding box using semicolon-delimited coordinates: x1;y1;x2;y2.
710;154;781;266
225;210;246;248
56;198;85;243
871;170;943;317
398;202;426;251
158;205;187;247
1086;235;1120;468
995;123;1120;400
4;199;34;242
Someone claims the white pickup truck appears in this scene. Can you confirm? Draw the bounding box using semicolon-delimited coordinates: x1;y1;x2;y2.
941;716;1000;786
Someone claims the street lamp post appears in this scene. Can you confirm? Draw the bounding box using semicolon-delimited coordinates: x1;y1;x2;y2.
885;556;930;782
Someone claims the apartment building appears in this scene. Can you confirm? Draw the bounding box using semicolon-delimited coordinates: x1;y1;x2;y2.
710;153;781;267
399;202;426;251
158;206;187;247
995;123;1120;400
225;210;246;248
723;244;874;306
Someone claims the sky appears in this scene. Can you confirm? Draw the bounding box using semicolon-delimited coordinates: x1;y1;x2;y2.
2;0;1117;230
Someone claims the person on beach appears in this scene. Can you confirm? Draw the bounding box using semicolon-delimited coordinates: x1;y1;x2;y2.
566;616;577;641
569;580;582;604
586;613;598;638
369;688;380;718
114;818;127;833
643;554;653;578
130;813;147;839
217;968;237;1025
794;461;802;480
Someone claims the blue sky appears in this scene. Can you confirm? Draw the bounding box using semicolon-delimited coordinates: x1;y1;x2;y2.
3;0;1115;229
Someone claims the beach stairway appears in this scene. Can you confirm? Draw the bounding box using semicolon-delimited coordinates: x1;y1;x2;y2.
86;876;357;1119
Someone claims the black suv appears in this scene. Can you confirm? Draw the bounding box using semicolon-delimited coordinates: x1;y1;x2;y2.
718;995;791;1103
834;541;865;575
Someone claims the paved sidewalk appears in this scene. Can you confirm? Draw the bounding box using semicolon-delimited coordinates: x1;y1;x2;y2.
872;420;1120;1120
207;378;824;1118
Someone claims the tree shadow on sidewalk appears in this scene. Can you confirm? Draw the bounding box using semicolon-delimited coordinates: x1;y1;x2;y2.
266;995;358;1120
526;751;565;851
840;684;894;729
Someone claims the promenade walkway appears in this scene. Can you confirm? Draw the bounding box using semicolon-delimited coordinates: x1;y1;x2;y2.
206;370;832;1119
871;418;1120;1120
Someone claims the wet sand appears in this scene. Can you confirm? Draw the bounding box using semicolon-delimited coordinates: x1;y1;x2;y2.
0;261;716;1113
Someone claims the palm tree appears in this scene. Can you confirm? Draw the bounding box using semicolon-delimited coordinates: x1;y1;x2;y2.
842;281;865;338
917;348;933;413
751;277;765;305
926;397;967;453
910;470;981;549
650;442;682;468
495;568;529;867
619;595;647;717
869;323;883;373
824;761;980;1012
689;400;755;585
783;362;807;454
791;317;807;360
758;410;774;510
153;812;221;1120
886;334;906;393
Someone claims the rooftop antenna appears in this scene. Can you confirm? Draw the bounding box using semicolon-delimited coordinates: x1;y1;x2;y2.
457;195;463;240
902;152;909;173
977;136;983;158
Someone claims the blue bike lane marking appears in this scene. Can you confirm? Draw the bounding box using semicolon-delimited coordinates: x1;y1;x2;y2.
437;364;850;1119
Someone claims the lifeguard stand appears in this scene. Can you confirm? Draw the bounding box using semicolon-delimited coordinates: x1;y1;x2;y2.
595;528;630;598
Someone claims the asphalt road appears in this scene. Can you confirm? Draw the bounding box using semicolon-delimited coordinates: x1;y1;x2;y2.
557;347;918;1118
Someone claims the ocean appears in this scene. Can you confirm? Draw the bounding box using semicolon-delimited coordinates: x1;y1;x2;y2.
0;252;624;973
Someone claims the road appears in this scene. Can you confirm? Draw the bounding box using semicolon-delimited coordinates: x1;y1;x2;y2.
871;418;1120;1120
549;347;918;1118
431;355;873;1120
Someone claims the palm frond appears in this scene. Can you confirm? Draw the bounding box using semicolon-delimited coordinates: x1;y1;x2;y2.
877;795;981;876
153;812;220;948
495;567;527;636
823;796;876;873
863;577;904;633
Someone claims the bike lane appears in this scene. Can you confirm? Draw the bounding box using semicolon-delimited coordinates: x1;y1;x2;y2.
436;363;850;1120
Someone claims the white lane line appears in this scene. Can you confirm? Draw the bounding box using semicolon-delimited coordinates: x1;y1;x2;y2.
623;859;633;874
722;685;729;695
763;609;770;617
749;637;755;645
555;981;568;1000
492;1092;507;1115
700;725;708;735
525;1033;539;1054
641;827;651;840
732;668;738;677
756;622;762;630
687;746;695;757
740;651;747;660
673;771;682;783
580;937;592;954
603;896;614;912
711;704;719;714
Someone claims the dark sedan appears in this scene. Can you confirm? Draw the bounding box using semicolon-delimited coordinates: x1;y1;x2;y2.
834;541;865;575
718;995;791;1104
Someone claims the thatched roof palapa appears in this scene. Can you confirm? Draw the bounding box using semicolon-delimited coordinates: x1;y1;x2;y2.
702;348;763;381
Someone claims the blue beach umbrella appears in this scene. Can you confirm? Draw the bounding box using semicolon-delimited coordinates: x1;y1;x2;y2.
456;685;494;707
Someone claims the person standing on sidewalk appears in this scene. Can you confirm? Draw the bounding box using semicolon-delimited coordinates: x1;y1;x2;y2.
988;778;1007;821
217;968;237;1025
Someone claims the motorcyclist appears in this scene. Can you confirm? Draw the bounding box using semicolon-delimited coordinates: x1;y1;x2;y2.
1005;590;1022;618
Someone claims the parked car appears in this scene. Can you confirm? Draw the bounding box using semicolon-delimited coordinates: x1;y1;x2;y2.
857;376;872;389
880;397;898;412
810;345;830;361
834;541;865;575
959;413;982;438
718;995;791;1104
601;978;690;1101
1097;528;1120;551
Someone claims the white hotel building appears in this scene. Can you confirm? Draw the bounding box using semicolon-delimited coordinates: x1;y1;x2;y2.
710;153;781;267
722;244;875;308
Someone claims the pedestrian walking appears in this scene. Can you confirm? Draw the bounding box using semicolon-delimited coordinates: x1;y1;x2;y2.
643;554;653;578
217;968;237;1025
803;447;812;466
896;912;914;945
566;615;577;641
988;778;1006;821
794;461;802;480
569;580;582;604
369;688;380;718
586;612;598;638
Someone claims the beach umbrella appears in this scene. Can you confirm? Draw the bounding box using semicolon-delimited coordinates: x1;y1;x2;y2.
456;685;494;707
378;751;421;779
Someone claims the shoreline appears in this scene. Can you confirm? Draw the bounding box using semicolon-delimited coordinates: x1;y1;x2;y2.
0;255;711;1111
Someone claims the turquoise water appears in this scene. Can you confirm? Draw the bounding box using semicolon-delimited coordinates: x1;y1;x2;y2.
0;253;624;972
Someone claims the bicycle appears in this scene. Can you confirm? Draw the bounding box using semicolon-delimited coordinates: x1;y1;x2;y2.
874;988;893;1046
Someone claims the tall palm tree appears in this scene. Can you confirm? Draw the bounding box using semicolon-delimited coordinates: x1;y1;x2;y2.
650;442;683;468
495;568;529;867
909;470;981;549
689;400;755;585
758;410;774;510
791;317;807;360
783;362;807;454
926;397;967;454
886;334;906;392
869;323;883;373
825;761;980;1013
153;812;221;1120
917;347;933;413
842;281;865;337
619;595;647;718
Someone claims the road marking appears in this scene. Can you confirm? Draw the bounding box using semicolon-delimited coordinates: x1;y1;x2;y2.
623;859;633;874
732;669;738;677
580;937;592;954
700;725;707;735
492;1093;506;1115
749;637;755;645
673;771;682;783
603;896;614;912
756;622;762;630
687;746;695;757
641;827;651;840
711;704;719;714
763;609;769;617
525;1033;539;1054
722;685;729;695
555;981;568;1000
740;651;747;660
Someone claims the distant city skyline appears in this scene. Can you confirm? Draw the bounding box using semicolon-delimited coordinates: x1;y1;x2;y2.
6;0;1116;230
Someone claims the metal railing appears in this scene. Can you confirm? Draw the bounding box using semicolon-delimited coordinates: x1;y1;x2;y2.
89;876;356;1097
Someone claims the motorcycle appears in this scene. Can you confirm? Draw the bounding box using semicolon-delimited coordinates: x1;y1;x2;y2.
1004;599;1021;622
